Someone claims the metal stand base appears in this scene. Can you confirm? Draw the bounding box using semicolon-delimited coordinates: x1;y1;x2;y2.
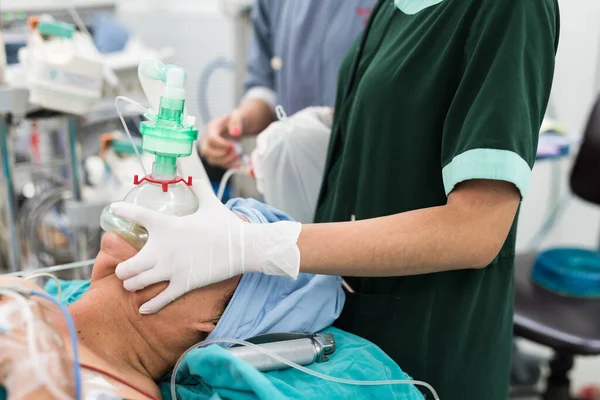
544;353;574;400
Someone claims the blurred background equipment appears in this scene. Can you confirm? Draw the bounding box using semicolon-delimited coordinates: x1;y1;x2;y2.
0;0;172;277
511;96;600;400
119;0;259;201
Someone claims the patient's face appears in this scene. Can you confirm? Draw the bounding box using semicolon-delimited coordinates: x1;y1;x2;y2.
89;232;241;344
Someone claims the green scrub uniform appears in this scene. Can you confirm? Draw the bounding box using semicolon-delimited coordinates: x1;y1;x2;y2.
315;0;559;398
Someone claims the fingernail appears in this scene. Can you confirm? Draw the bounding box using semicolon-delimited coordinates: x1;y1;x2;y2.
139;306;152;314
234;154;240;160
228;145;235;153
231;128;241;137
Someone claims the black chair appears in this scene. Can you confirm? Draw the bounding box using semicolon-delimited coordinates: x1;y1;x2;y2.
513;97;600;400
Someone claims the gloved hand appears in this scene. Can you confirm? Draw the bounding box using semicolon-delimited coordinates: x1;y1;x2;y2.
199;109;245;169
110;181;302;314
251;106;333;223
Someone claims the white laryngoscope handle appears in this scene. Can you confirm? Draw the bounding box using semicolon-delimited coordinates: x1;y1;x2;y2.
170;338;440;400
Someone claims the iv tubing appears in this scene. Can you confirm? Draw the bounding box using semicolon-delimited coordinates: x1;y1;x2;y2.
65;2;92;39
115;96;149;176
217;168;237;201
0;289;70;400
66;1;124;91
25;273;62;301
170;338;440;400
31;290;82;400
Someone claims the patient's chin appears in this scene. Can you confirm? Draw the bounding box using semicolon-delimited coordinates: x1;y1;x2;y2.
133;281;170;308
91;233;139;281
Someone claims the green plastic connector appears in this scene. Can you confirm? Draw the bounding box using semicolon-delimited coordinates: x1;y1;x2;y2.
153;155;178;177
139;98;197;160
111;139;143;156
138;61;198;179
38;20;75;39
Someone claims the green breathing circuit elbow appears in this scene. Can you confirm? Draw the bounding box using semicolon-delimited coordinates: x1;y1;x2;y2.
137;59;198;180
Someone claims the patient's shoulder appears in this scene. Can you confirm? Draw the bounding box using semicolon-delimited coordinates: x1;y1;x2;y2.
0;276;44;293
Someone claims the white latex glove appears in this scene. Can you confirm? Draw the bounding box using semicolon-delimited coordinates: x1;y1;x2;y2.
251;106;333;223
110;181;302;314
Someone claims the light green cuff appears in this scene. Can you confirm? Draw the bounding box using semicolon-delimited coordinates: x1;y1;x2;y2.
442;149;532;198
394;0;445;15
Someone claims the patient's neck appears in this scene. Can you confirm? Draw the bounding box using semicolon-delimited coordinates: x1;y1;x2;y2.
66;280;199;385
66;291;161;388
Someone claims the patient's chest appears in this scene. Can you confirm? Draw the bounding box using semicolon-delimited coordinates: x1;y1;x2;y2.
75;344;161;400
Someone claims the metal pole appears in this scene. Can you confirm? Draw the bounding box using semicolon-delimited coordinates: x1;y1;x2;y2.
67;117;81;201
234;17;248;102
67;116;88;264
233;6;253;102
0;115;21;271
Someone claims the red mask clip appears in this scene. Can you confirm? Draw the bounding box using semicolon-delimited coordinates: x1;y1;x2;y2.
133;175;193;193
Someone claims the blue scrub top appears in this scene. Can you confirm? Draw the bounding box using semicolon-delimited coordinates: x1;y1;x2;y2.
245;0;376;114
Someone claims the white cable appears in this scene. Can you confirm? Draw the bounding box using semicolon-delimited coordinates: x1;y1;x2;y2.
115;96;149;176
217;169;237;201
170;338;440;400
116;95;153;118
65;1;124;91
64;1;92;38
25;273;62;301
0;259;95;278
0;289;69;399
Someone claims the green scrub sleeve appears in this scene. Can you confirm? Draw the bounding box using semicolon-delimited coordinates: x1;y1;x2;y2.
440;0;559;198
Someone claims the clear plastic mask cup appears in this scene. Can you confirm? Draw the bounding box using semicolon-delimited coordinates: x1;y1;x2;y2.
100;180;199;250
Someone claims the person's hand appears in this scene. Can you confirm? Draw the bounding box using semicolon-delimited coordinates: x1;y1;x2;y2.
199;110;245;169
110;181;302;314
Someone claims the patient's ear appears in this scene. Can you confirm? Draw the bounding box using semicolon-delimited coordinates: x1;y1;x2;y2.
191;321;216;334
91;233;138;281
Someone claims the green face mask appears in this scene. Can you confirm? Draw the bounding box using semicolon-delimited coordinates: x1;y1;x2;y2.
394;0;445;15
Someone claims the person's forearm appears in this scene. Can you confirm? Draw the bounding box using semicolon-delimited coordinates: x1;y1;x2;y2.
238;98;276;137
298;203;515;277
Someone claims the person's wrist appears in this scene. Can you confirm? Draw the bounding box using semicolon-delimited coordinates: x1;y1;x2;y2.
238;99;275;137
242;221;302;278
